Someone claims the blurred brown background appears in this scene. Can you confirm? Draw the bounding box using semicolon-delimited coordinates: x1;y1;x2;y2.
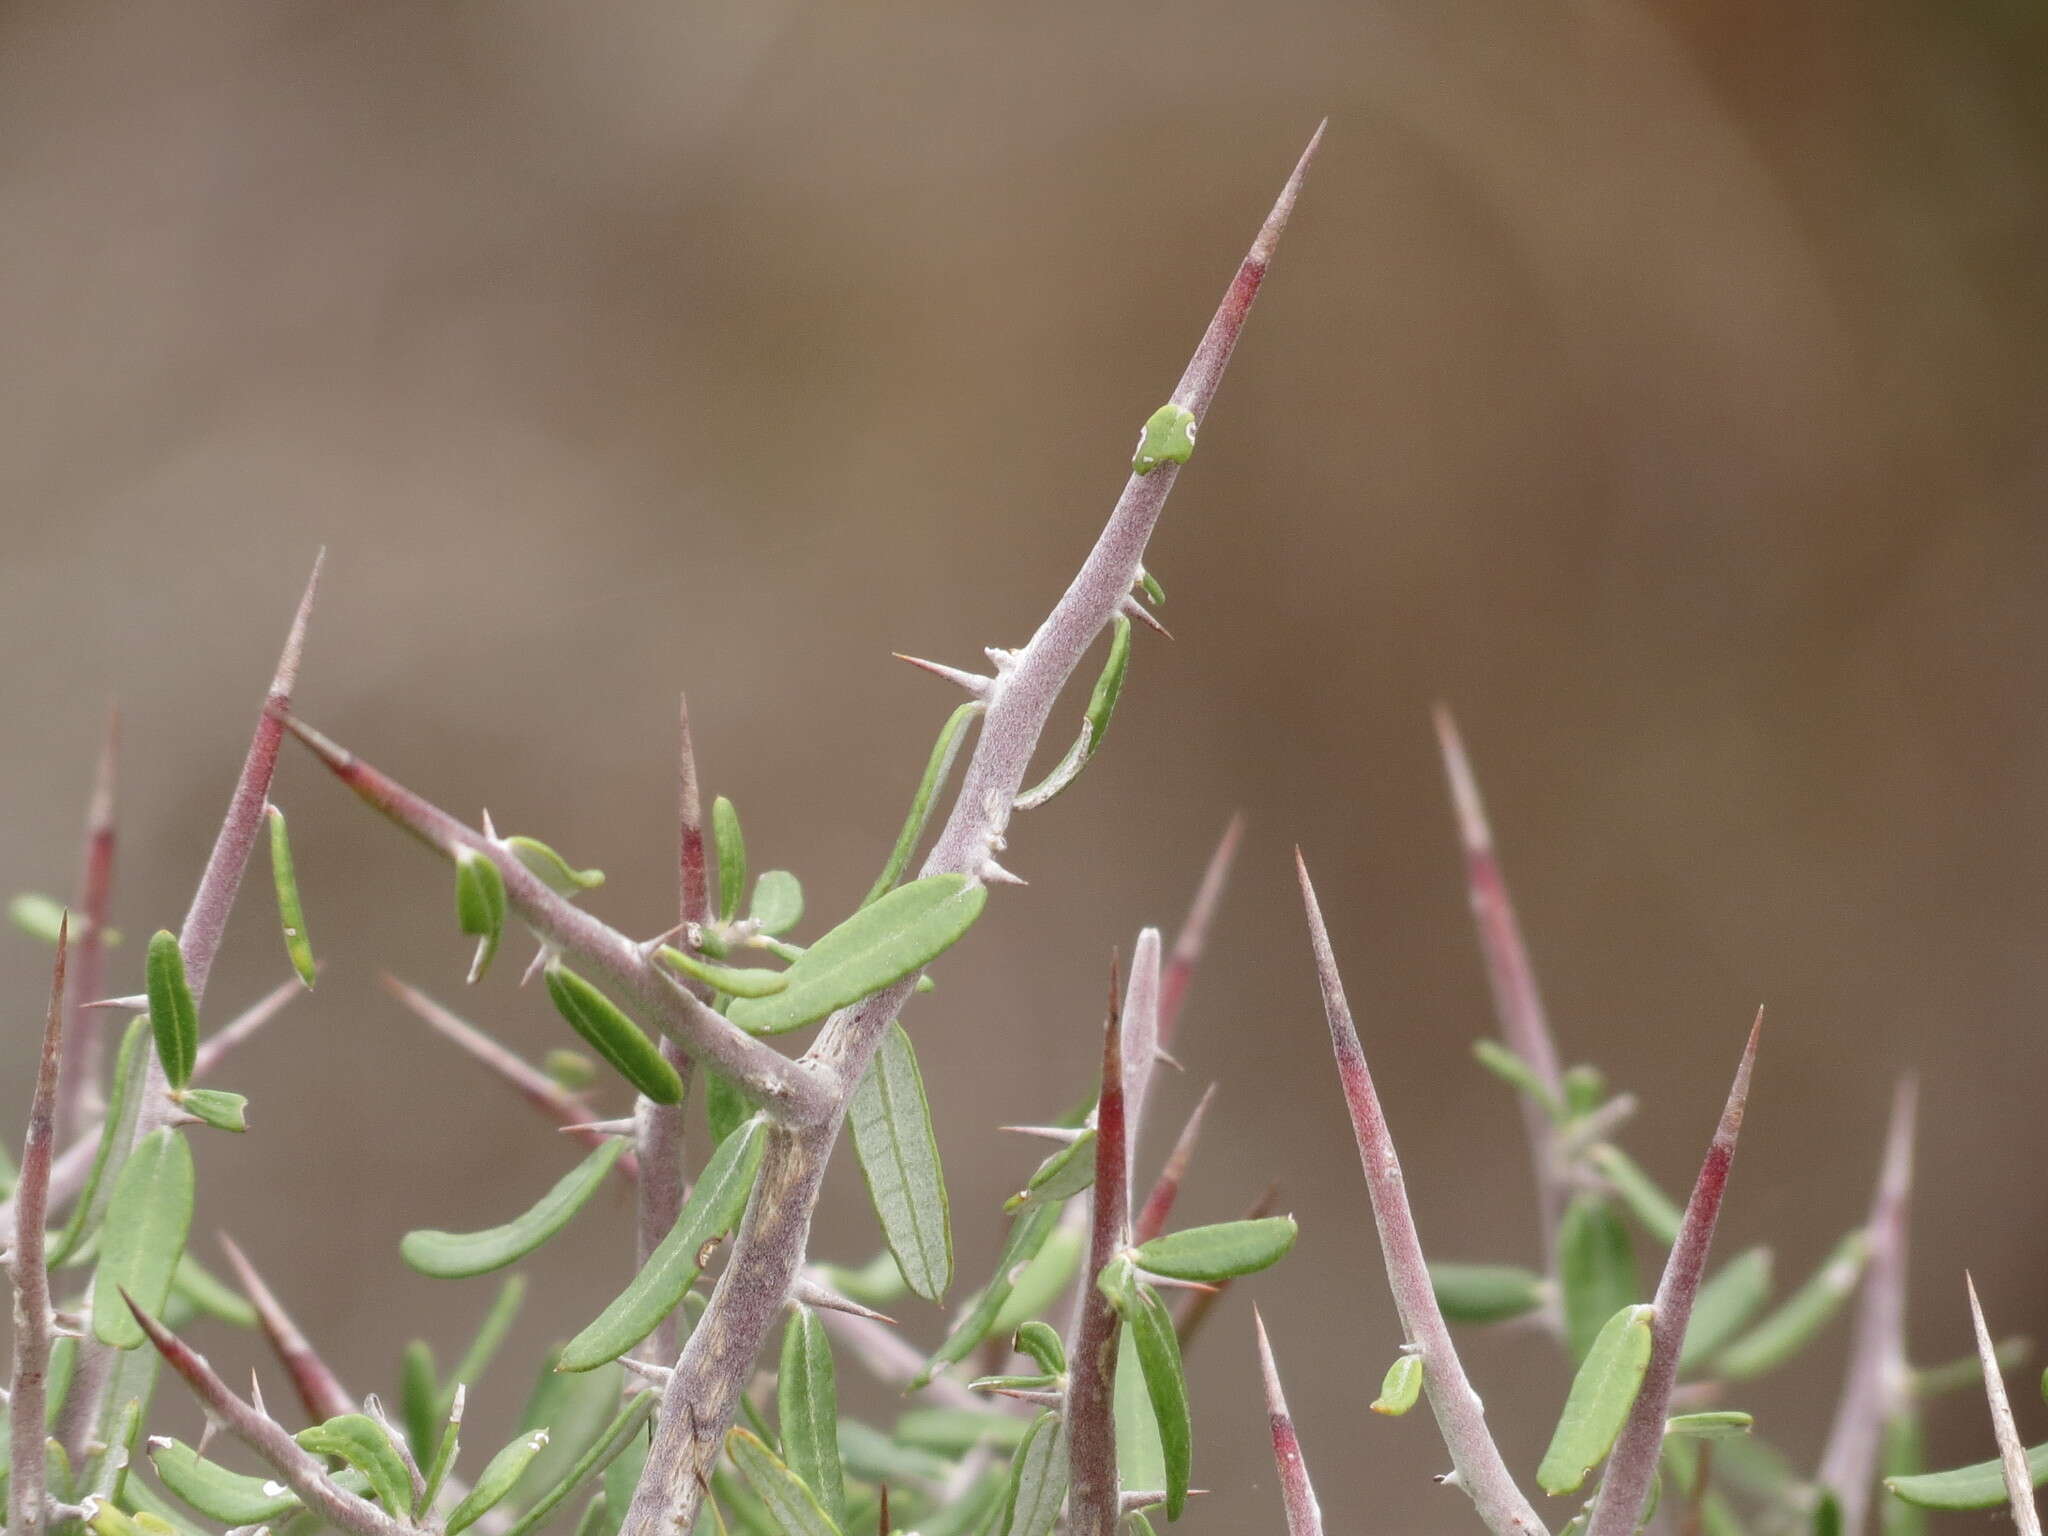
3;1;2046;1529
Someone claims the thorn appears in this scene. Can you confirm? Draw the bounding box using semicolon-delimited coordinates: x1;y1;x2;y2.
270;550;325;701
620;1356;675;1389
980;859;1027;887
558;1118;639;1139
792;1276;897;1326
520;944;550;987
891;653;992;696
998;1125;1089;1144
1153;1047;1186;1073
1118;594;1173;640
81;994;148;1012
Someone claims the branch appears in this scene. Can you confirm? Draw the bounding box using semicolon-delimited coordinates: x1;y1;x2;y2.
56;710;118;1149
1159;814;1243;1049
7;923;69;1536
1816;1078;1918;1536
218;1235;354;1422
278;712;832;1125
1585;1013;1762;1536
1966;1275;2042;1536
1296;852;1546;1536
1134;1083;1217;1246
1065;964;1130;1536
1254;1306;1325;1536
127;1299;413;1536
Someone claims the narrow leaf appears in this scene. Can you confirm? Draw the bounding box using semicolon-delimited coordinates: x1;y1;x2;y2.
294;1413;414;1515
749;871;804;935
147;1439;305;1523
658;947;788;999
506;835;605;894
454;848;507;984
1004;1130;1096;1215
1539;1303;1657;1495
1428;1262;1548;1326
998;1412;1066;1536
863;702;980;907
92;1128;195;1347
1590;1144;1684;1248
712;796;747;923
170;1251;257;1328
401;1138;626;1278
705;1070;750;1148
544;964;685;1104
177;1088;248;1133
446;1273;528;1410
264;805;318;987
1714;1230;1867;1380
48;1017;149;1266
779;1307;846;1527
400;1341;440;1462
727;876;987;1035
1125;1284;1192;1519
1371;1354;1424;1416
1678;1248;1772;1374
448;1428;552;1534
498;1383;654;1536
1887;1443;2048;1510
726;1428;842;1536
914;1203;1061;1386
1131;1216;1297;1282
1665;1412;1754;1440
1014;615;1133;812
1013;1321;1065;1378
849;1022;953;1302
145;931;198;1090
989;1218;1085;1337
1472;1039;1564;1121
1559;1195;1640;1362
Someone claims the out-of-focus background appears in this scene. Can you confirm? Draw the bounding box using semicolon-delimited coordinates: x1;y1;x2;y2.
3;1;2046;1529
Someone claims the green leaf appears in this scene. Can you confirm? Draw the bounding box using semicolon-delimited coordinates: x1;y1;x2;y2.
728;875;987;1036
1665;1412;1754;1440
1538;1303;1657;1495
1137;565;1166;607
1558;1195;1639;1362
1131;1216;1298;1282
1813;1489;1844;1536
455;847;508;984
1679;1248;1772;1374
448;1428;552;1534
1472;1039;1564;1121
864;702;981;908
726;1428;842;1536
1115;1321;1164;1497
1589;1144;1683;1247
446;1273;528;1410
91;1127;194;1347
990;1220;1085;1339
1715;1230;1867;1381
125;1467;236;1536
145;931;198;1090
175;1088;247;1133
544;964;686;1104
1013;1321;1065;1378
48;1020;148;1267
915;1202;1062;1387
658;947;788;999
849;1022;953;1303
1882;1409;1929;1536
401;1339;441;1464
1428;1262;1548;1325
705;1070;750;1148
417;1391;464;1519
812;1251;908;1309
507;835;606;894
749;871;804;936
148;1440;305;1523
11;893;78;945
1886;1441;2048;1511
1371;1353;1424;1416
1561;1064;1608;1118
779;1306;846;1527
1130;403;1197;475
560;1117;768;1370
1014;615;1134;811
545;1050;598;1091
1124;1284;1192;1519
265;805;317;987
1004;1131;1096;1215
713;796;747;924
894;1407;1035;1455
170;1252;256;1328
599;1416;650;1536
997;1411;1066;1536
502;1365;646;1530
401;1138;626;1278
295;1413;414;1515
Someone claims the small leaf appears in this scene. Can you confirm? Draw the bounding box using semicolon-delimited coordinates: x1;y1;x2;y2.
779;1307;846;1528
915;1202;1060;1387
446;1273;529;1409
498;1379;654;1536
1561;1064;1608;1118
401;1139;626;1278
145;931;198;1090
705;1071;750;1148
894;1407;1035;1455
507;835;606;894
1013;1321;1065;1378
1132;1216;1298;1282
170;1252;256;1329
1004;1130;1096;1215
713;796;748;924
1813;1490;1843;1536
447;1428;551;1534
1124;1283;1192;1519
849;1022;953;1302
545;1050;598;1091
1715;1230;1867;1380
749;870;804;935
544;964;685;1104
998;1411;1068;1536
175;1088;247;1134
1371;1353;1424;1416
49;1020;149;1267
1887;1443;2048;1512
266;805;317;988
1015;616;1132;812
1589;1144;1683;1247
1678;1248;1773;1374
1472;1039;1564;1121
1882;1409;1929;1536
148;1440;304;1523
864;702;981;908
295;1413;414;1515
988;1219;1085;1338
1558;1194;1639;1362
560;1116;768;1370
726;1428;843;1536
454;847;508;983
11;893;85;945
400;1340;440;1463
658;946;788;1000
1665;1412;1754;1440
1130;403;1197;475
1138;565;1166;607
727;875;987;1036
92;1127;195;1347
1537;1303;1656;1496
1428;1262;1548;1325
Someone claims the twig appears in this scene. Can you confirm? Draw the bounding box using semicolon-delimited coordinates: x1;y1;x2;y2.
1254;1306;1324;1536
1816;1077;1918;1535
56;711;118;1149
217;1235;354;1422
1065;962;1130;1536
1158;814;1243;1048
1966;1275;2042;1536
1297;851;1546;1536
8;923;69;1536
1134;1083;1217;1245
126;1298;414;1536
1585;1012;1763;1536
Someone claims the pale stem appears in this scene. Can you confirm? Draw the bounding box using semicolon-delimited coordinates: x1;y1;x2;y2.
1254;1306;1325;1536
1966;1274;2042;1536
8;925;69;1536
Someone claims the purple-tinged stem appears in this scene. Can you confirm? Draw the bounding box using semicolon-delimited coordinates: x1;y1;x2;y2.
1065;963;1130;1536
1159;814;1242;1049
1585;1012;1763;1536
1817;1077;1918;1535
381;977;640;1178
1965;1275;2042;1536
1254;1306;1324;1536
1173;1181;1280;1350
56;711;118;1149
218;1234;354;1422
126;1298;413;1536
1297;852;1547;1536
623;130;1323;1536
8;923;69;1536
280;713;830;1124
1134;1083;1217;1246
676;694;711;931
1433;706;1568;1273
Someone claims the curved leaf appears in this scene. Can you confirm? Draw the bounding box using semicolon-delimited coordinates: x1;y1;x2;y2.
448;1429;551;1534
266;805;317;988
749;870;804;935
454;848;508;984
1132;1216;1298;1282
863;702;981;907
1538;1303;1657;1495
848;1022;952;1302
1014;616;1132;812
507;836;605;894
148;1440;303;1523
1004;1131;1095;1216
294;1414;413;1515
657;947;787;1000
1715;1230;1867;1381
176;1088;247;1134
1887;1441;2048;1510
92;1128;194;1347
1371;1353;1424;1416
401;1138;626;1279
544;964;684;1104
